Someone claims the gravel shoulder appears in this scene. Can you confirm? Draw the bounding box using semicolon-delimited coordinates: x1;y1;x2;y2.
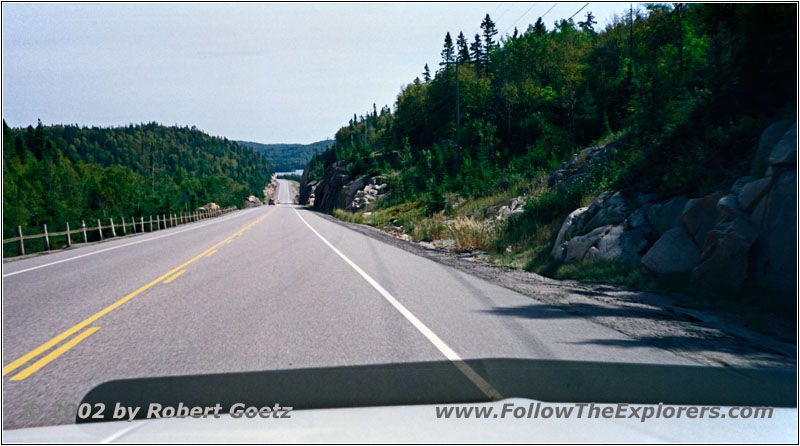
312;210;796;369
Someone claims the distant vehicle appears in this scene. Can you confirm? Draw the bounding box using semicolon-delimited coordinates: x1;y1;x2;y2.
268;198;275;205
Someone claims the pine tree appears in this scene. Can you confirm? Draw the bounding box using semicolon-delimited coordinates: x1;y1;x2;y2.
441;32;455;64
480;14;498;72
578;11;597;33
423;64;432;82
469;33;483;68
533;17;547;36
456;31;470;63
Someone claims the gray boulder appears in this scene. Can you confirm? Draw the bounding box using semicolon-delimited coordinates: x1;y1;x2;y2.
626;205;652;236
594;225;649;262
767;122;797;167
496;196;526;219
496;206;513;219
298;163;315;205
730;176;754;195
750;170;797;295
737;177;772;212
551;207;590;260
751;120;791;177
344;177;387;210
691;217;758;291
564;225;613;262
646;197;688;237
582;191;631;234
313;161;351;211
547;141;619;189
641;227;701;274
680;192;724;246
509;197;526;211
716;194;741;223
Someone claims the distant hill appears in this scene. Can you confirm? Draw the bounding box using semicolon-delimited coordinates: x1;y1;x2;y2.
3;121;273;242
237;140;333;172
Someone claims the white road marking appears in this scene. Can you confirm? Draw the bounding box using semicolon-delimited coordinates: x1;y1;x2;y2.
2;208;260;278
293;208;504;401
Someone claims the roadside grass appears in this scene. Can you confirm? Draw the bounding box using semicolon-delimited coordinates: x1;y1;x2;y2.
366;201;426;228
551;260;657;291
453;189;516;219
446;217;491;251
332;209;365;224
409;212;448;242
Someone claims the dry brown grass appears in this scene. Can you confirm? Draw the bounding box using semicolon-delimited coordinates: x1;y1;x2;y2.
446;217;490;251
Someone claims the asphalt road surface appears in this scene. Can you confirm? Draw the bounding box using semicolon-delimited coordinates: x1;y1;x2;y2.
2;180;696;429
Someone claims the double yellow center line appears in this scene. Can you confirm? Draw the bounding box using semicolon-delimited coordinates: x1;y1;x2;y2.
4;207;277;381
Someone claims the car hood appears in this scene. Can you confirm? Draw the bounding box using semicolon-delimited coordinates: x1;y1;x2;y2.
4;398;797;443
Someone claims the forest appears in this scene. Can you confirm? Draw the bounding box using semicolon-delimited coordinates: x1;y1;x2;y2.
3;121;273;244
309;3;795;213
238;139;333;172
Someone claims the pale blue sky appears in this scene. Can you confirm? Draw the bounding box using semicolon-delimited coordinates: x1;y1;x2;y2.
2;2;638;144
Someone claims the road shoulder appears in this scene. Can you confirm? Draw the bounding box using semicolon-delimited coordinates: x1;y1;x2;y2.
303;208;796;369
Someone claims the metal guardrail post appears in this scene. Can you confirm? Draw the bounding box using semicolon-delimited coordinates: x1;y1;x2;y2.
66;222;72;247
110;218;116;237
97;219;103;240
43;224;50;251
121;216;126;235
82;220;87;243
17;226;25;255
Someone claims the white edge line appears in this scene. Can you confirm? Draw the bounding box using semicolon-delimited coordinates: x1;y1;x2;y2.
3;208;258;278
292;208;503;401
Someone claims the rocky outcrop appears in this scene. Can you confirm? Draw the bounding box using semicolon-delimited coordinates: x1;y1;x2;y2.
646;197;687;237
346;177;387;210
551;191;655;263
552;120;797;297
547;139;621;190
263;175;279;200
244;195;262;207
312;161;351;211
298;161;387;211
298;163;315;205
198;202;221;213
641;227;701;274
495;197;526;219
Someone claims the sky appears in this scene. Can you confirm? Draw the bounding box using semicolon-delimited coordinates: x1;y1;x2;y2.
2;2;639;144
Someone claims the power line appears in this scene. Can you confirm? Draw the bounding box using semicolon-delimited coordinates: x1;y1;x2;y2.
493;3;513;22
569;3;589;20
502;3;538;35
540;3;558;19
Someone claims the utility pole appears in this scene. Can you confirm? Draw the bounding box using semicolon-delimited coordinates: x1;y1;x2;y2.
439;59;461;165
629;4;634;68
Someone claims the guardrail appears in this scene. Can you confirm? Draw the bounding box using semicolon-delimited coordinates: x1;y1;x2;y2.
3;206;239;258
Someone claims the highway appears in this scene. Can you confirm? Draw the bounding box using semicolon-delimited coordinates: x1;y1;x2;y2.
2;179;695;429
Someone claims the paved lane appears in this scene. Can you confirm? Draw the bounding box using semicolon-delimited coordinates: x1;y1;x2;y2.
2;180;693;429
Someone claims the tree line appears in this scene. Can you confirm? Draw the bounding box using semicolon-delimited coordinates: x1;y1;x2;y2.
309;4;795;213
237;139;333;172
3;121;273;241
